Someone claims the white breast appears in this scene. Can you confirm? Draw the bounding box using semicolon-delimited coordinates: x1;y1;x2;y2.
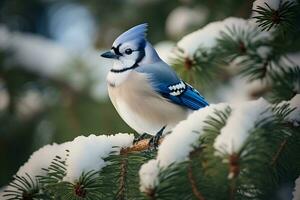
107;61;131;87
107;71;189;135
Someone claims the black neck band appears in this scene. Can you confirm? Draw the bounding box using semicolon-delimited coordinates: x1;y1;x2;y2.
110;63;139;73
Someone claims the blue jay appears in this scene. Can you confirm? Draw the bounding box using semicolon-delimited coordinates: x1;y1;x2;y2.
101;23;208;147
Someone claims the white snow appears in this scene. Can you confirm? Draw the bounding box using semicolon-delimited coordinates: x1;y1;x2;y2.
214;98;271;155
286;52;300;66
293;176;300;200
154;41;175;64
139;103;229;192
278;94;300;126
271;52;300;71
2;133;134;197
282;53;300;94
166;6;208;39
139;98;275;192
279;53;300;94
257;46;272;59
63;133;134;182
215;76;267;103
138;96;298;193
15;143;70;179
288;94;300;123
139;159;160;193
176;17;271;58
157;103;229;168
0;142;69;199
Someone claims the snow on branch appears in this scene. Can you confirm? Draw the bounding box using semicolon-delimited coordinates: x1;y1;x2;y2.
2;96;299;198
10;143;68;180
287;94;300;123
139;103;229;193
139;95;300;194
175;17;271;58
213;98;271;155
1;143;69;199
63;134;133;182
157;104;229;168
170;16;274;85
1;133;134;199
139;159;160;194
277;94;300;126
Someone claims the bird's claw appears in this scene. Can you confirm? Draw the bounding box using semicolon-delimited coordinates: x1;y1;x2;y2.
133;133;148;144
148;126;166;151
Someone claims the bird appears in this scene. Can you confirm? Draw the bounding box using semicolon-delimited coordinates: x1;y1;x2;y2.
101;23;209;148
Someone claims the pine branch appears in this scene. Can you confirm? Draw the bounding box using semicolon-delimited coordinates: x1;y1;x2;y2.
216;25;264;61
228;154;240;180
271;139;288;167
117;155;128;200
216;25;277;82
3;173;45;200
153;162;192;200
252;1;299;32
3;100;299;200
187;164;206;200
171;47;225;89
268;65;300;102
39;154;67;186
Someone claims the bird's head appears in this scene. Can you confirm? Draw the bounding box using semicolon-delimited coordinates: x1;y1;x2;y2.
101;23;160;72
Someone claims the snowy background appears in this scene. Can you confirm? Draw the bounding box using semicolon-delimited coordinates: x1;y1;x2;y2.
0;0;299;196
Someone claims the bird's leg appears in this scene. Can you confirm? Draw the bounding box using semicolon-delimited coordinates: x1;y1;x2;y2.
148;126;166;150
133;133;149;144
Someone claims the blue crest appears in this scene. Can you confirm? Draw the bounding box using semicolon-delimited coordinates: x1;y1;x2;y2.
113;23;148;46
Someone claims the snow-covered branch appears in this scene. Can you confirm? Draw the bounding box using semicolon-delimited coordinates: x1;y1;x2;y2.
139;95;300;195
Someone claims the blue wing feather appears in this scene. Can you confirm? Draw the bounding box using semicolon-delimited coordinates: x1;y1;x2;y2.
135;61;209;110
158;83;209;110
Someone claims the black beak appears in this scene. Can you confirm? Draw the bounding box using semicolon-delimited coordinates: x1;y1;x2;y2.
101;51;118;59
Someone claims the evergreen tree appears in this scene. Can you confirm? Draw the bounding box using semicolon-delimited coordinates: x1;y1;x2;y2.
1;0;300;200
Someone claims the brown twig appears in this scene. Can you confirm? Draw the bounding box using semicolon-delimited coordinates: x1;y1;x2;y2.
146;188;156;200
74;182;86;198
118;137;164;199
187;164;206;200
229;154;240;179
271;139;288;167
228;154;240;200
117;154;128;200
120;138;163;155
184;57;193;71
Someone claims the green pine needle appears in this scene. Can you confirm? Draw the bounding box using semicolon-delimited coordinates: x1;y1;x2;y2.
3;173;43;200
252;1;298;32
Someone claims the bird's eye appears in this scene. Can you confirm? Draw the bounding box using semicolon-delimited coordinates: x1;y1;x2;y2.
125;48;133;55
